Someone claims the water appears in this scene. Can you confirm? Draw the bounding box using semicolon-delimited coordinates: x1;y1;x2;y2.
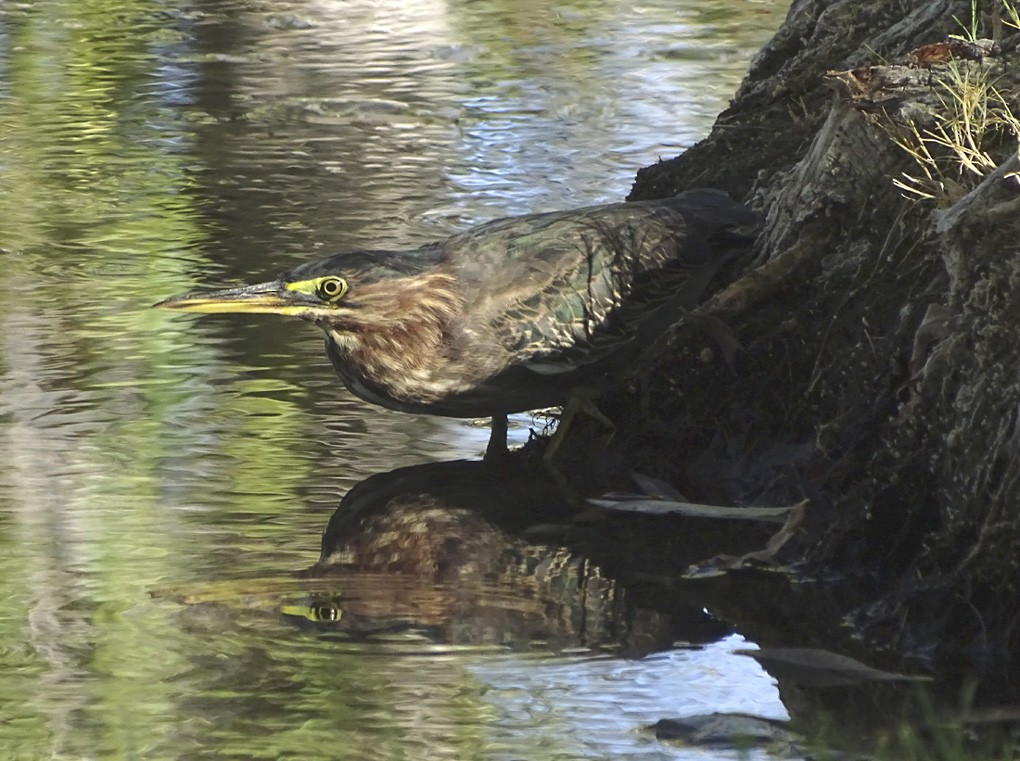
0;1;794;758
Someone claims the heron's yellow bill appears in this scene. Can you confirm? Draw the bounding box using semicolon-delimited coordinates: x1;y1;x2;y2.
153;282;308;316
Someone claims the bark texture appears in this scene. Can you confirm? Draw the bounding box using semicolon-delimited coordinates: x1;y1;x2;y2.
620;0;1020;692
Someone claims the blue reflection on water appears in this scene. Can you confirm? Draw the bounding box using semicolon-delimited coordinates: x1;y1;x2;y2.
471;636;788;760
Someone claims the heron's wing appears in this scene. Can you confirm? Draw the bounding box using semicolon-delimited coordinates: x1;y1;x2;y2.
445;191;755;374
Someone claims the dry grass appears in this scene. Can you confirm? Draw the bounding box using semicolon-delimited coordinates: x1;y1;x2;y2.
891;1;1020;204
891;65;1019;204
1004;0;1020;30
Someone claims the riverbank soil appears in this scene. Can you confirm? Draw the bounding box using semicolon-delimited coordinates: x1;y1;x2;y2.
614;0;1020;697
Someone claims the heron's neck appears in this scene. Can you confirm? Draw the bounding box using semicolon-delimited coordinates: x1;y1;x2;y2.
325;273;464;396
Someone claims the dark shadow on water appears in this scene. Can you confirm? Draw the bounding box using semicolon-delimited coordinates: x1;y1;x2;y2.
280;458;856;660
154;458;987;757
296;460;988;757
156;457;805;658
295;458;740;655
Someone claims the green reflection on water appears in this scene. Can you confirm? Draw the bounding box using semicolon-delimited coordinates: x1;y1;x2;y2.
0;3;315;756
0;0;793;758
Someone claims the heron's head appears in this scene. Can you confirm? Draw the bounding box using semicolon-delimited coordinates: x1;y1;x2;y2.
155;248;458;347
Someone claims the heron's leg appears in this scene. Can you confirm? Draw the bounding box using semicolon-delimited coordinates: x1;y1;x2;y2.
542;388;615;500
545;388;614;460
484;414;509;463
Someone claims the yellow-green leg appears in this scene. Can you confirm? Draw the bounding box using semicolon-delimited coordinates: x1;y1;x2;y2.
542;388;615;500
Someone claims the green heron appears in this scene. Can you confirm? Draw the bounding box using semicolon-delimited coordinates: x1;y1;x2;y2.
156;189;756;458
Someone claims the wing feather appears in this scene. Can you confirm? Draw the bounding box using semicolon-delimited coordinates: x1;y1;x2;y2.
441;190;755;375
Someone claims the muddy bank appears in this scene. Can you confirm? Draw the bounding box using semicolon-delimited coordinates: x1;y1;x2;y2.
608;0;1020;694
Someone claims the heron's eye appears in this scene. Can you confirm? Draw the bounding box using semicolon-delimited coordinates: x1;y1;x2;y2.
316;276;348;302
312;604;340;622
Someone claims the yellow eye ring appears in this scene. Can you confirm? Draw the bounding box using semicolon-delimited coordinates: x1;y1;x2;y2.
316;276;348;302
